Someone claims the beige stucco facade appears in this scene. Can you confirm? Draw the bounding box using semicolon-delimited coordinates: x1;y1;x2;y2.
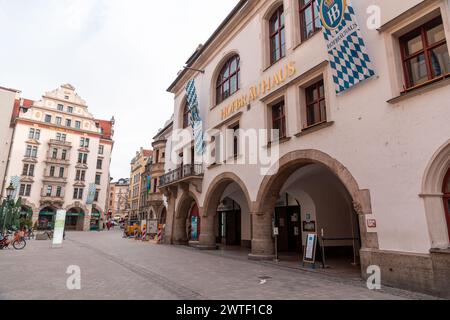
2;84;114;231
159;0;450;297
0;86;18;197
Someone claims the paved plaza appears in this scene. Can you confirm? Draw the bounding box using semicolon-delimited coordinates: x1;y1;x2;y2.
0;230;439;300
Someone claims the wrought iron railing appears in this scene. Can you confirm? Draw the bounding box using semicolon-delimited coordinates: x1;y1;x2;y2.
159;164;204;187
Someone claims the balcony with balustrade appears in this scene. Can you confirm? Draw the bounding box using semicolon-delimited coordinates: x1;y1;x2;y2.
159;164;204;189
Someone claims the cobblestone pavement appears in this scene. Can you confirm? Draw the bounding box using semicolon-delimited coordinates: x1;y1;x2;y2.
0;230;439;300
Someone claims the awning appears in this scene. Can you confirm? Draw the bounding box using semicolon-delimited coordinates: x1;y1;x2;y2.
39;212;55;216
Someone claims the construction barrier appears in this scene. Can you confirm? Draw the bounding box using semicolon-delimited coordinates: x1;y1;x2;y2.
142;227;147;242
157;227;162;244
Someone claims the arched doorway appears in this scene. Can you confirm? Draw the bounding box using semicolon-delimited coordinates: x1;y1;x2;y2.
66;208;85;231
38;207;56;230
201;173;253;250
443;169;450;239
254;150;375;270
173;194;200;245
90;207;101;231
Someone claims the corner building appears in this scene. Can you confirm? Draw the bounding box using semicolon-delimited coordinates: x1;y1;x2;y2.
2;84;114;231
160;0;450;297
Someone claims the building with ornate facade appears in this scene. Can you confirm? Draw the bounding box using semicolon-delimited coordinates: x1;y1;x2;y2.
1;84;114;231
129;148;152;221
108;178;130;220
158;0;450;297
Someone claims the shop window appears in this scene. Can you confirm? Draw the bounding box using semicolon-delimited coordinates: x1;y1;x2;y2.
299;0;321;41
216;55;240;105
269;5;286;64
305;79;326;127
400;16;450;91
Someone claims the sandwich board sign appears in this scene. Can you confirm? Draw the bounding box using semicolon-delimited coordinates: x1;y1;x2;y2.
52;209;67;248
303;233;318;267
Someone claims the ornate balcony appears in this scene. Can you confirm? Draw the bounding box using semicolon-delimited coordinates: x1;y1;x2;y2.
48;139;72;148
159;164;204;188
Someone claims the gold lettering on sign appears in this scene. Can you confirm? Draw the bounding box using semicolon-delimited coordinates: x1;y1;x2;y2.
220;61;296;120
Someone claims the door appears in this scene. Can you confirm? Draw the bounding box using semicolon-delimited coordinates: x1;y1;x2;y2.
444;169;450;240
226;210;241;246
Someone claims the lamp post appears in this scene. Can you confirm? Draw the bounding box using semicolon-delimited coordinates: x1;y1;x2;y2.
1;183;16;234
6;183;15;202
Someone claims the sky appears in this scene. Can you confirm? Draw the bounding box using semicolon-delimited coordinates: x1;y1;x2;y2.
0;0;239;180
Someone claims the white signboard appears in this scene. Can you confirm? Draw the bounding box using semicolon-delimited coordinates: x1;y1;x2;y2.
303;234;318;263
52;210;67;248
148;220;158;234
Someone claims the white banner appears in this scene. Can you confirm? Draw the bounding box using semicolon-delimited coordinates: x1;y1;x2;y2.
52;210;66;248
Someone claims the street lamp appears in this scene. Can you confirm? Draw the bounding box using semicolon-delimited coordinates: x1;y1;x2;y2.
6;183;15;202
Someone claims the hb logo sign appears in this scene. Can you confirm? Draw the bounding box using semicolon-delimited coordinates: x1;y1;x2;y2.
320;0;347;30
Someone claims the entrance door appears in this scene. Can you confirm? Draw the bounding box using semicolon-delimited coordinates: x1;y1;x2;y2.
65;216;78;231
444;169;450;239
275;206;302;253
226;210;241;246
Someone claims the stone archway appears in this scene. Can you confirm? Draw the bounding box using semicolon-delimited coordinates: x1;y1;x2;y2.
200;172;253;249
253;149;378;259
422;140;450;249
173;192;200;245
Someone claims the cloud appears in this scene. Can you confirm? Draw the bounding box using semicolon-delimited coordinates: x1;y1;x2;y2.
0;0;240;179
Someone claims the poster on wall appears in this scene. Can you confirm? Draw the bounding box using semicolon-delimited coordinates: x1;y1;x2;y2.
52;210;67;248
191;216;198;241
318;0;375;94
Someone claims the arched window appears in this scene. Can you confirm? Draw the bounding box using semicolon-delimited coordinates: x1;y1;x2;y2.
269;6;286;64
444;169;450;239
216;55;240;105
183;100;190;129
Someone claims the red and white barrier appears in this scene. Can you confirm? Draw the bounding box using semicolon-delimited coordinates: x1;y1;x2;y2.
142;227;147;242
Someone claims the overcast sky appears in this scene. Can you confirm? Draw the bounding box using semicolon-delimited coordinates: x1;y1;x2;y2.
0;0;239;180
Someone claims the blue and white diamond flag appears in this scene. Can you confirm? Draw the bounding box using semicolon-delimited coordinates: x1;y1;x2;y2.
10;176;20;200
86;183;97;205
318;0;375;94
186;79;205;155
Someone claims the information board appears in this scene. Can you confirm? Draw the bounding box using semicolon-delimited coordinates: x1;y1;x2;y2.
52;210;66;248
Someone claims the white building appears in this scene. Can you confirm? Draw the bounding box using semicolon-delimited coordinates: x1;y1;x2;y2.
159;0;450;297
0;86;20;195
2;84;115;231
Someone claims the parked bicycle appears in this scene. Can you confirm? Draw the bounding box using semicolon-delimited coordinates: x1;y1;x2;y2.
0;230;27;250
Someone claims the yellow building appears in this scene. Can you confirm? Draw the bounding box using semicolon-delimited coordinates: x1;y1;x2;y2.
129;148;152;221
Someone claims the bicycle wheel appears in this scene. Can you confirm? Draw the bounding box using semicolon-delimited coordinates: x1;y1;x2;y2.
13;239;26;250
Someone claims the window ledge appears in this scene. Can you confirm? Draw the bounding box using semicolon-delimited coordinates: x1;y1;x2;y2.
266;136;292;149
295;121;335;137
292;31;321;51
388;76;450;104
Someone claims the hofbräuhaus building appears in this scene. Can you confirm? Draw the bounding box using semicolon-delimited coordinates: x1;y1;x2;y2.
159;0;450;297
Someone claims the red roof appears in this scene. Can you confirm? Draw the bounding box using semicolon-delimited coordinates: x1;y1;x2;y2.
143;150;153;157
12;98;34;123
95;119;114;140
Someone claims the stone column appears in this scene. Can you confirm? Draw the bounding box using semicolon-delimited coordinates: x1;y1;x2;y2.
163;193;176;245
249;212;275;260
198;212;217;250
